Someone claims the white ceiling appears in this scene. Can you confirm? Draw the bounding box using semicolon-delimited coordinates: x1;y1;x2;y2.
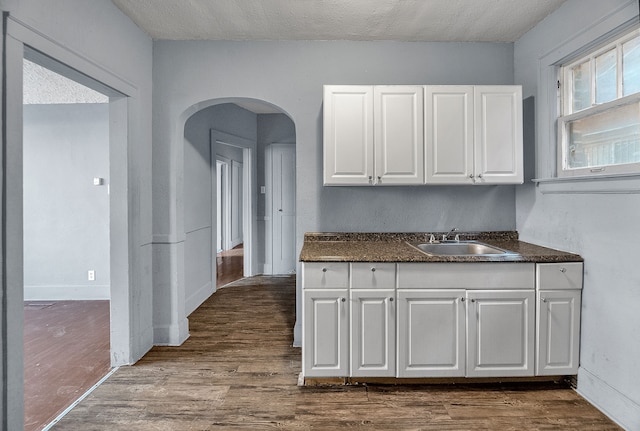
111;0;568;42
23;59;109;105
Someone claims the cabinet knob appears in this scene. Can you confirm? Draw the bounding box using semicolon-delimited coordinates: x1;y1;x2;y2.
542;298;547;302
322;267;327;272
341;297;346;302
478;174;483;179
389;297;394;302
371;267;376;272
368;176;373;184
460;297;465;302
469;174;474;179
471;299;476;303
560;267;567;273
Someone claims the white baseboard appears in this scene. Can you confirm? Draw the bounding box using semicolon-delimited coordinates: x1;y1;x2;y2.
185;281;215;316
577;367;640;431
24;285;110;301
153;318;190;346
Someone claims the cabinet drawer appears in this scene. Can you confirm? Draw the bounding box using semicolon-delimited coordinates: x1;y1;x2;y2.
536;263;583;291
303;262;349;289
397;263;534;289
351;263;396;289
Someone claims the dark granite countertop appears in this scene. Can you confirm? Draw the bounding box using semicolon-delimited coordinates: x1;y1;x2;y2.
299;231;583;263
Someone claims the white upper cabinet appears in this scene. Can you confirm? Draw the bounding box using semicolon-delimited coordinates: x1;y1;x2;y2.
425;86;475;184
323;85;424;185
425;85;523;185
323;85;374;185
374;86;424;185
474;86;523;184
325;84;523;186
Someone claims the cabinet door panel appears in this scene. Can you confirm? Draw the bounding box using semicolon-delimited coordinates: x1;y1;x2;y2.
303;289;349;377
474;86;523;184
323;85;374;185
350;289;395;377
467;290;534;377
397;289;465;377
374;86;424;185
425;86;474;184
536;290;581;375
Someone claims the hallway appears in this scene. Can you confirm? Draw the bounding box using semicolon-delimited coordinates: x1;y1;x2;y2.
51;276;619;430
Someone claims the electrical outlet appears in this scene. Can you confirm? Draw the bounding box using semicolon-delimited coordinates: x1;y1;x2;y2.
88;270;95;281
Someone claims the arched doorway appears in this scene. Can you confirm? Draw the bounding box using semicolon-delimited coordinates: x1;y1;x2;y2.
181;99;296;314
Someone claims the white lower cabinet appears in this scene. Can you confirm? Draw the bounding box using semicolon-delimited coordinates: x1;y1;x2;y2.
536;290;581;375
350;262;396;377
303;289;349;377
350;289;396;377
302;262;349;377
535;262;583;375
466;290;535;377
302;261;582;380
397;289;465;377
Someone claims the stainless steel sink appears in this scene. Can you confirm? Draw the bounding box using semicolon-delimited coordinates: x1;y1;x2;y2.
409;240;519;256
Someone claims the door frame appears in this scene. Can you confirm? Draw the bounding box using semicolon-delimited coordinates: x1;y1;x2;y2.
215;157;232;252
210;129;254;278
3;15;139;429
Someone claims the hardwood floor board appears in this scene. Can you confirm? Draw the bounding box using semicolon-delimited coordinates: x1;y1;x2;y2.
24;300;111;431
211;385;297;426
52;276;621;431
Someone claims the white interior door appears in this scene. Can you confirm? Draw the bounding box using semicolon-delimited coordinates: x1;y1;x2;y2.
270;144;296;274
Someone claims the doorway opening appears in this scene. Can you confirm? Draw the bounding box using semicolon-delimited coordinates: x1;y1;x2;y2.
22;51;113;430
215;142;247;288
215;152;244;288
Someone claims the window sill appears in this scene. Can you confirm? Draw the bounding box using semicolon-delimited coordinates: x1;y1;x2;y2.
532;173;640;194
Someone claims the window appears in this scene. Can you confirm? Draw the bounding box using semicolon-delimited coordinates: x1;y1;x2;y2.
558;28;640;177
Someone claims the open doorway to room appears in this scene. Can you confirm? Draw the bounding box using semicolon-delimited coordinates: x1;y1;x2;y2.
216;146;246;288
22;53;112;431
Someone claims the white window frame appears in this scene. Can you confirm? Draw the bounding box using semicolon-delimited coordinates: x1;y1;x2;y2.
557;27;640;178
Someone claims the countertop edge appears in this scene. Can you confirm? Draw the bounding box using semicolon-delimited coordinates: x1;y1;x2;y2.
299;232;583;264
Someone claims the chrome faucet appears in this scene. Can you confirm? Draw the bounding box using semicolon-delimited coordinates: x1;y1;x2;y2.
442;227;459;242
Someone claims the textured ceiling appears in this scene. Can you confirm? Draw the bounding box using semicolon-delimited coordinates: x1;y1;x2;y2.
23;59;109;105
111;0;568;42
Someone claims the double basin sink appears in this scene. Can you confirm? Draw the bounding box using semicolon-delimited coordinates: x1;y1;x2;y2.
408;240;519;257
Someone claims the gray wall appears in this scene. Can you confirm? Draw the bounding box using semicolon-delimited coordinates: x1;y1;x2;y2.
514;0;640;429
151;40;517;348
23;103;110;300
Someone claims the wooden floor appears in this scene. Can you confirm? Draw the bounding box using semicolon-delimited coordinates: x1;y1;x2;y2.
51;275;620;430
24;300;111;431
216;244;244;288
23;244;241;430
